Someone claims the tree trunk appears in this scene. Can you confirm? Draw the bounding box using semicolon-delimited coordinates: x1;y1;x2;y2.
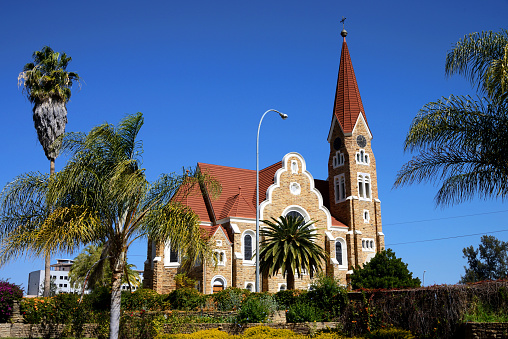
287;270;295;290
109;251;126;339
43;251;51;297
43;159;55;297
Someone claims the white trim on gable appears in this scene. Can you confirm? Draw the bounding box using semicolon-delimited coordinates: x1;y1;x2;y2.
216;217;256;225
259;152;339;230
211;226;232;246
351;113;373;139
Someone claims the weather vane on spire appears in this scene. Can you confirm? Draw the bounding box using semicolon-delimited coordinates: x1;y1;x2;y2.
340;16;348;38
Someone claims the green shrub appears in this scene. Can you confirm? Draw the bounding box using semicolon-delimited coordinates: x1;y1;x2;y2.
83;285;111;311
236;294;278;323
273;289;305;309
166;287;204;310
463;298;508;322
0;280;23;322
122;288;166;311
51;293;80;323
364;328;414;339
286;300;323;323
120;311;164;339
306;275;347;321
212;287;249;311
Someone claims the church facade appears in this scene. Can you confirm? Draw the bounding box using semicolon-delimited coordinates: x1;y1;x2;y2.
143;28;384;294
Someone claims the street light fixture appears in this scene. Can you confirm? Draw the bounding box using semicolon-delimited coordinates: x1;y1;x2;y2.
256;109;288;293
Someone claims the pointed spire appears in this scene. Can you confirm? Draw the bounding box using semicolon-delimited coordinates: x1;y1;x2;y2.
332;22;368;134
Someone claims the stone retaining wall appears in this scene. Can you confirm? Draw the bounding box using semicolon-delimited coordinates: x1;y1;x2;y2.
463;322;508;339
0;323;100;338
0;322;336;338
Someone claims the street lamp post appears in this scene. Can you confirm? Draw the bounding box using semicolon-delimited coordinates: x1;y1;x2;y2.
256;109;288;293
423;270;426;287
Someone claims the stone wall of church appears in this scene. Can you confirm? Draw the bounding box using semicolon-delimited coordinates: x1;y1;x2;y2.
203;228;233;294
327;117;383;269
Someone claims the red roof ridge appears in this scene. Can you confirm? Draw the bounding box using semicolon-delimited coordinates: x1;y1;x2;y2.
198;162;255;173
332;35;369;134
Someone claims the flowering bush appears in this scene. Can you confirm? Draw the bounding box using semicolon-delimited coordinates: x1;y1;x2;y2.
20;297;53;323
0;280;23;322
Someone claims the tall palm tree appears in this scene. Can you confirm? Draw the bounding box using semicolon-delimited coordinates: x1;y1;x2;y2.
6;112;219;339
394;29;508;205
18;46;80;296
259;215;326;290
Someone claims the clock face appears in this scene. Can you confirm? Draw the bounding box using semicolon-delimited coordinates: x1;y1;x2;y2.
356;135;367;148
333;137;342;150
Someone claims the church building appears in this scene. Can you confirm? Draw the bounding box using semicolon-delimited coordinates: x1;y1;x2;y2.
143;27;384;294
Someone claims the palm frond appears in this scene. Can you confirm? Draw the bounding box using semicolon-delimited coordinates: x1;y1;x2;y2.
395;93;508;205
445;29;508;98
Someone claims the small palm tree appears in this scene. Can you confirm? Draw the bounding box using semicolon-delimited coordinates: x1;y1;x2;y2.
259;215;326;290
18;46;80;296
394;28;508;205
1;113;219;339
69;244;141;292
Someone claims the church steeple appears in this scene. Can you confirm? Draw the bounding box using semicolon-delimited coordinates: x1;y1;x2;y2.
326;23;384;274
332;27;368;135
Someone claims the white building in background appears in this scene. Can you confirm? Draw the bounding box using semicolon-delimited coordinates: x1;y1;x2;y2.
27;258;143;296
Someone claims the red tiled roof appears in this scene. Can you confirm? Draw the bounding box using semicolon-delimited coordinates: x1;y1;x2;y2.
198;162;281;220
257;161;282;207
333;36;369;134
171;179;211;223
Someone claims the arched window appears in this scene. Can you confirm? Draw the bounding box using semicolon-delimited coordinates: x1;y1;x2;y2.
244;234;252;260
212;277;225;293
245;283;253;292
286;210;305;226
335;241;343;266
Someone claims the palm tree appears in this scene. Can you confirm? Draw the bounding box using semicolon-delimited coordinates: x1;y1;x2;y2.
394;29;508;205
0;172;50;263
445;29;508;102
18;46;80;296
69;244;141;292
259;215;326;290
2;113;219;339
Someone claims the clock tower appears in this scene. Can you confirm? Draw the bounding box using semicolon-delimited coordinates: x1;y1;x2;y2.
327;27;384;270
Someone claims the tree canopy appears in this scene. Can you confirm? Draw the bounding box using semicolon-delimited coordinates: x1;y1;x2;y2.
350;249;421;290
460;235;508;283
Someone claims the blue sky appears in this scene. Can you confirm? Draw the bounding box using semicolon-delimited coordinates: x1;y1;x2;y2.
1;0;508;292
